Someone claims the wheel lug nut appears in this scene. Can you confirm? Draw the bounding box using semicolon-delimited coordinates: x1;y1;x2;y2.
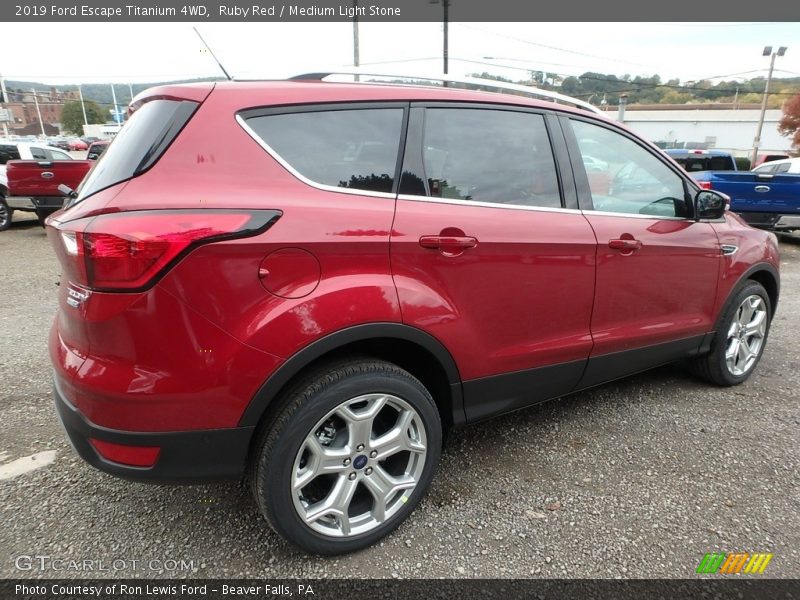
348;472;357;480
365;467;373;476
343;458;351;466
356;444;365;452
370;450;378;458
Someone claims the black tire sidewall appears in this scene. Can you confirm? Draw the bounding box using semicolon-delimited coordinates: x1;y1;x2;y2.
0;199;11;232
259;364;442;555
710;281;772;386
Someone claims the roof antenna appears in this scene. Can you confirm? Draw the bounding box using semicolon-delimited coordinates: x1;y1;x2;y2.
193;26;233;81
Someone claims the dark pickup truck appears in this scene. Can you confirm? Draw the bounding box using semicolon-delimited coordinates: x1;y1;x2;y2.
692;169;800;231
4;159;92;228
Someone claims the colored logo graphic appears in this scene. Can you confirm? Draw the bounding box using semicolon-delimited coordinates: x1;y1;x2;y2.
696;552;773;574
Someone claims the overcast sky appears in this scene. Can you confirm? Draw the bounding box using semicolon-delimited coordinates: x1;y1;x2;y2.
2;22;799;86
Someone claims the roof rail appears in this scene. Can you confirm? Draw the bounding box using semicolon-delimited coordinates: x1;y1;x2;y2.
290;69;603;115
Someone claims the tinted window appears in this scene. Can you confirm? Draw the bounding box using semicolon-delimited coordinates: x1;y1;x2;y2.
247;108;403;194
0;144;21;165
420;109;560;208
774;163;791;174
675;156;735;172
30;147;48;160
75;99;198;202
48;149;71;160
572;120;688;218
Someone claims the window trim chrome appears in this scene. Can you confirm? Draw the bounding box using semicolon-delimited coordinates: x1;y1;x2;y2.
397;193;582;215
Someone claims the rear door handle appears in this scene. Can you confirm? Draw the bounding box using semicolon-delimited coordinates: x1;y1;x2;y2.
609;238;642;252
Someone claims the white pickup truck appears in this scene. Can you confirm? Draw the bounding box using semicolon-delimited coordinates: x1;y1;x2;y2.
0;141;75;231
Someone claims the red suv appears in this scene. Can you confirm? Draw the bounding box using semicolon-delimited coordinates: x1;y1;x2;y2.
46;75;780;555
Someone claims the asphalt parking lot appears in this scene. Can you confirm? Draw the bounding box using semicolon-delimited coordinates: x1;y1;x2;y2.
1;218;798;579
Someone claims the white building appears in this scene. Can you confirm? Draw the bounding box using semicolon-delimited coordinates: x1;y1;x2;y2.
610;103;790;155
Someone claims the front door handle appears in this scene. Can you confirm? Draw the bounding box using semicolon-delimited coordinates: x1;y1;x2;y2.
609;238;642;252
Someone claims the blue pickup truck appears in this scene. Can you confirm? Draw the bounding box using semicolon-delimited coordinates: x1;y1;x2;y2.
691;158;800;231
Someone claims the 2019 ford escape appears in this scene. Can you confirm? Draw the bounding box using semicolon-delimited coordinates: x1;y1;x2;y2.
46;74;779;554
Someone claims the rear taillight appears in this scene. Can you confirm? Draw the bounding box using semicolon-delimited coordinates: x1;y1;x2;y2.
49;210;281;292
698;181;713;190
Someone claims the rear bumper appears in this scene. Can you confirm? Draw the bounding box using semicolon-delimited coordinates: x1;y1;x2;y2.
53;376;255;483
7;196;65;212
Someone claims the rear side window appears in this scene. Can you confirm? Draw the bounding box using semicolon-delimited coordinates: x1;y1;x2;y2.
0;144;21;165
75;99;198;201
420;108;561;208
244;108;404;194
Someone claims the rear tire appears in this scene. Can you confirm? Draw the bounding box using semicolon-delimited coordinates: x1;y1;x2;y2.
0;198;12;232
250;359;442;555
689;280;771;386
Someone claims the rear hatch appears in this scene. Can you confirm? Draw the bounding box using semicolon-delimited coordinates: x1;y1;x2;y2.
47;84;215;379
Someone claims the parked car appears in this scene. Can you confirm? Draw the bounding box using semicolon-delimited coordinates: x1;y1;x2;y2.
86;140;110;160
45;74;780;555
664;148;738;172
0;141;76;231
752;153;790;169
68;138;89;151
751;156;800;175
49;139;72;151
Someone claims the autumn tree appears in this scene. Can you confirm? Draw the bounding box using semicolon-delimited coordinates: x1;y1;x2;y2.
60;100;106;136
778;94;800;154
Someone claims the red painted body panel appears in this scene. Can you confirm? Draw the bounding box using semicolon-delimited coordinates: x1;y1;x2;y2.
584;214;721;355
391;200;596;380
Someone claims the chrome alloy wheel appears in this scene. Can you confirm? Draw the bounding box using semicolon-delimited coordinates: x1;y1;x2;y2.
291;393;427;537
725;294;768;377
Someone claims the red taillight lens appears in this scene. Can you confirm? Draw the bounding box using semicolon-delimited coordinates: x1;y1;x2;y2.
698;181;713;190
48;210;281;291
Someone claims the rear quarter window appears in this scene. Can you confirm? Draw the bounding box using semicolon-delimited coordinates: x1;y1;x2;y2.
74;99;198;202
241;107;404;194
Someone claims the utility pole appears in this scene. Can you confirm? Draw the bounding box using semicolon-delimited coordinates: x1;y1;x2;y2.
751;46;787;166
78;86;88;126
32;88;46;138
128;83;134;104
0;74;9;138
110;83;120;125
352;0;360;82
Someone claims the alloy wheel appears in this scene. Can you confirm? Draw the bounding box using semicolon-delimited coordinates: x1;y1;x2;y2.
725;294;768;376
291;393;427;537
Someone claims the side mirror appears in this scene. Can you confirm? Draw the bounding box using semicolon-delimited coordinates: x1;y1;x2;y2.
694;190;728;220
57;184;78;199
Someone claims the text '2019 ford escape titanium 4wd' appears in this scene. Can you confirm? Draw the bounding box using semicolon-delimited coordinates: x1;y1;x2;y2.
46;73;779;554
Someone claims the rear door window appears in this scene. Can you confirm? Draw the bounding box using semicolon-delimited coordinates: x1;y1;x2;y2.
417;108;561;208
242;107;404;194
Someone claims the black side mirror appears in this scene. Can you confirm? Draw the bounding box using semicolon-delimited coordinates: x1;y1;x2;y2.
694;190;728;220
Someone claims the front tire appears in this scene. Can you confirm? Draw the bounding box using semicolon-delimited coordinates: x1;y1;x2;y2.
689;280;772;386
251;359;442;555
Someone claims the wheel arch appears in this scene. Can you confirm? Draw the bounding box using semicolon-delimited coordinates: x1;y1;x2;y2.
238;323;465;432
744;265;779;316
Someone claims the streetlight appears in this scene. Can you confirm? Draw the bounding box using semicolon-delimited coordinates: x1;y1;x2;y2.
751;45;787;166
429;0;450;81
